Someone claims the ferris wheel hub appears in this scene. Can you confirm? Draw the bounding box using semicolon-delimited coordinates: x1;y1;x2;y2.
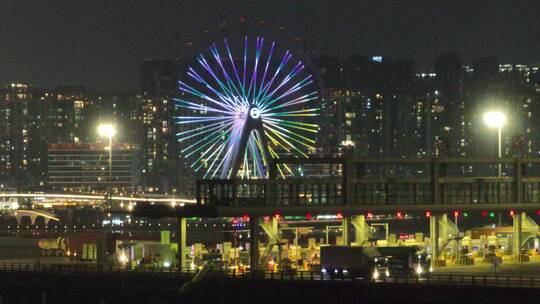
249;107;261;119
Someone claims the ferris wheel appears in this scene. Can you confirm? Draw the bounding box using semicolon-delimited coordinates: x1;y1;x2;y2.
175;35;320;179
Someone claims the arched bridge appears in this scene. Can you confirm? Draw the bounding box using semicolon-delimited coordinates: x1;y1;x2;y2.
6;210;60;224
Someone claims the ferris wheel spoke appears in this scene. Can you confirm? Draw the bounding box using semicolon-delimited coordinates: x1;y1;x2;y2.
246;37;263;103
175;98;237;115
177;120;233;142
181;126;231;156
203;137;231;179
263;92;318;112
263;126;307;157
223;38;247;102
255;50;292;104
175;115;234;124
176;118;234;137
178;80;237;113
190;59;242;111
259;72;312;110
242;36;248;99
192;138;225;171
210;44;246;108
265;108;319;117
209;146;234;179
264;121;316;149
263;116;318;128
255;41;275;107
264;117;318;133
263;125;310;157
264;130;290;153
264;121;317;143
257;60;303;107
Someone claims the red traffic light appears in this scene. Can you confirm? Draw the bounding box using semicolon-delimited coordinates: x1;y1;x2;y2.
509;209;515;217
453;210;460;218
336;212;343;220
425;210;432;218
396;211;404;219
366;211;374;219
273;212;281;220
482;211;488;217
306;213;312;220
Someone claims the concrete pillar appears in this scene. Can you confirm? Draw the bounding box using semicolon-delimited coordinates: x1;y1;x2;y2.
430;214;439;268
249;216;259;271
341;217;350;246
177;217;187;272
272;216;278;236
440;213;448;238
351;215;368;246
513;212;523;257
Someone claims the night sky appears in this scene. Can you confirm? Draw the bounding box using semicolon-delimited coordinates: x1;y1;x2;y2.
1;0;539;90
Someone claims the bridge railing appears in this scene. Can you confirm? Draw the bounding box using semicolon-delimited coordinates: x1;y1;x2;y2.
2;263;540;288
0;262;199;275
215;269;540;288
196;158;540;208
197;177;344;207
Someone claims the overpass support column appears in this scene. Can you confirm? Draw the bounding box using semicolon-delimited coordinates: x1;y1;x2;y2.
351;215;369;246
430;214;439;268
513;212;523;259
341;217;350;246
177;217;187;272
249;216;260;272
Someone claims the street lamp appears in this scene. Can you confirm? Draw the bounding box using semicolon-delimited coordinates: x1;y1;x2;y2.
97;123;116;181
483;111;506;177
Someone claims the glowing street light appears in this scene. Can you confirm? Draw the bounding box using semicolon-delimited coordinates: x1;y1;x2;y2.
483;111;506;129
97;123;116;180
97;123;116;138
483;111;506;177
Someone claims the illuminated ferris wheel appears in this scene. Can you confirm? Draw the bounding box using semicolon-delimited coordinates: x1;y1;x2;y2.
175;35;320;179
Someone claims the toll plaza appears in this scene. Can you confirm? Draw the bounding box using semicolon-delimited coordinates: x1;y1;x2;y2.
133;157;540;274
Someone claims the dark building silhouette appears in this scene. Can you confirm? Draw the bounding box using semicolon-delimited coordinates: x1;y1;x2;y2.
137;59;180;193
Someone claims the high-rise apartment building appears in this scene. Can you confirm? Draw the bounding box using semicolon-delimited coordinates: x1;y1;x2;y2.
137;59;180;193
0;83;46;189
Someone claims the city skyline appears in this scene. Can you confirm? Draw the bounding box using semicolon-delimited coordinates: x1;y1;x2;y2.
3;3;540;302
1;0;540;90
2;51;540;195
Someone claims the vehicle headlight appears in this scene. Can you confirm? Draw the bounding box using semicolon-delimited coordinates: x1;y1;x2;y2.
416;265;423;275
373;269;380;280
385;270;390;277
321;267;327;274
